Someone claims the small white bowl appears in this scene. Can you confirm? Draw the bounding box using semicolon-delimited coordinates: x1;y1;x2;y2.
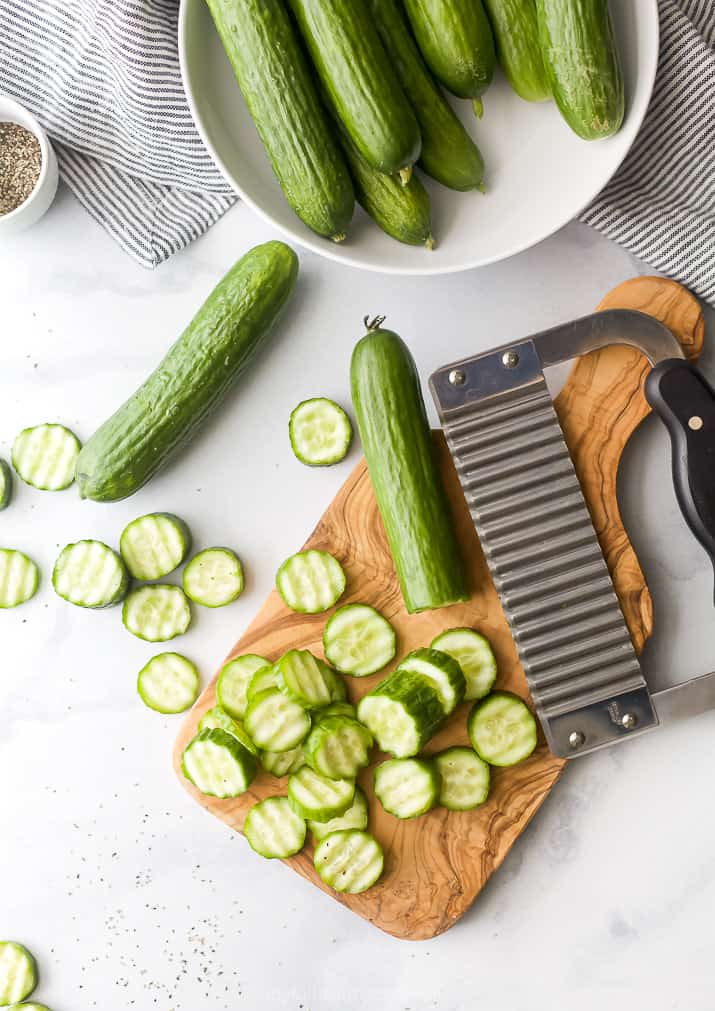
0;94;59;237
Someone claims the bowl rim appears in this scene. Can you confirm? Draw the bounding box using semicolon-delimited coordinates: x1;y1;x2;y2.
0;93;56;225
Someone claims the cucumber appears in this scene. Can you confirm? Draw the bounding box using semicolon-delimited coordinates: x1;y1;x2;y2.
309;785;369;841
204;0;353;240
535;0;624;139
323;603;396;677
351;322;468;613
0;942;37;1004
369;0;486;191
316;701;356;721
120;513;191;580
137;652;200;714
182;728;257;798
0;549;39;609
244;689;312;752
198;706;259;755
76;242;299;502
431;627;497;700
276;550;346;614
313;829;384;893
12;423;80;491
398;647;466;715
483;0;550;101
183;548;244;607
0;458;13;509
244;796;307;859
276;650;335;709
374;757;440;818
288;766;355;822
289;399;353;467
434;746;490;809
216;654;269;720
286;0;421;176
246;664;281;702
305;715;373;780
357;670;445;757
122;584;191;642
467;691;537;766
402;0;496;116
260;746;306;778
53;540;129;608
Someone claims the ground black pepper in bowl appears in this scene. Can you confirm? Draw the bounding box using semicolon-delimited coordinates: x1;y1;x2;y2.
0;121;43;215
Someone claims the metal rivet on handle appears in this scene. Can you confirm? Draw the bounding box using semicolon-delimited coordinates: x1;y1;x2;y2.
502;350;520;369
448;369;466;386
568;730;585;749
688;416;704;431
620;712;638;730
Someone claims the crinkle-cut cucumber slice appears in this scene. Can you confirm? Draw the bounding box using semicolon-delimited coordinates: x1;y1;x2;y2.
244;689;311;752
323;603;396;677
182;547;244;608
276;649;336;708
12;423;81;491
289;398;353;466
122;584;191;641
246;664;280;703
276;549;346;613
288;766;355;822
0;458;13;510
374;757;440;818
309;785;369;841
244;796;307;859
305;715;373;779
137;652;200;714
468;692;537;766
357;670;444;758
217;654;269;719
260;745;306;777
313;829;384;893
315;701;356;722
53;540;129;608
397;646;466;715
434;746;490;810
198;706;259;755
0;941;38;1005
431;627;497;701
0;549;39;609
182;728;257;798
120;512;191;580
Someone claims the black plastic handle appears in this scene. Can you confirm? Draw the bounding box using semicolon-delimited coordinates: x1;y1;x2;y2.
645;358;715;593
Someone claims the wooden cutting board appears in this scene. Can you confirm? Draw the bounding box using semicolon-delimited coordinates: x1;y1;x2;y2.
174;277;704;940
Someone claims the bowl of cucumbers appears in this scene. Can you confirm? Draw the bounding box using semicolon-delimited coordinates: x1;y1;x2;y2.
179;0;659;275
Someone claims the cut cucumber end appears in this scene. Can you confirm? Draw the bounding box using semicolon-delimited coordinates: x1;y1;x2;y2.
137;652;200;714
323;603;396;677
0;941;38;1004
289;398;353;467
0;549;39;608
468;692;537;767
183;548;244;607
53;540;129;608
122;584;191;642
313;829;384;893
120;512;191;580
276;549;346;613
11;423;81;491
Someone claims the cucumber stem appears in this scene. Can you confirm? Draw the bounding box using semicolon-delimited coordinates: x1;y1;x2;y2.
364;315;387;332
398;167;412;187
472;98;484;119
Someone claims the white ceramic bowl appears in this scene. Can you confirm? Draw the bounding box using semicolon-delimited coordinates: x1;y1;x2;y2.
179;0;659;275
0;94;59;237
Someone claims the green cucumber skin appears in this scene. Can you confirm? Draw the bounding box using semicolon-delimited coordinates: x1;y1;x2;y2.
287;0;421;175
483;0;551;102
369;0;485;191
76;242;298;502
205;0;353;239
351;327;468;613
0;458;13;510
535;0;624;139
403;0;496;102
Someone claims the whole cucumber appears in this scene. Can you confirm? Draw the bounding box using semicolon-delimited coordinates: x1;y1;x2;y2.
369;0;485;191
535;0;624;139
286;0;422;177
483;0;551;102
76;242;299;502
402;0;496;117
204;0;354;241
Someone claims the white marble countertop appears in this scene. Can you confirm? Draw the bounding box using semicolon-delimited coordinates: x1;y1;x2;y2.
2;187;715;1011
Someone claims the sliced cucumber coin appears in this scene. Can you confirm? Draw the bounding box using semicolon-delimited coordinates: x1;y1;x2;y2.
305;716;373;780
0;549;39;609
182;728;257;798
137;652;200;714
276;649;335;708
0;458;13;510
288;766;355;822
198;706;258;755
53;540;129;608
276;549;346;613
323;603;396;677
398;647;466;715
315;701;356;722
431;627;497;701
183;548;244;607
246;664;280;702
122;584;191;641
0;941;37;1004
12;423;81;491
244;796;307;859
374;757;440;819
289;397;353;466
313;829;384;894
309;785;369;841
244;689;311;752
434;746;490;810
216;654;269;720
261;745;306;777
467;692;537;766
357;670;444;758
120;512;191;580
